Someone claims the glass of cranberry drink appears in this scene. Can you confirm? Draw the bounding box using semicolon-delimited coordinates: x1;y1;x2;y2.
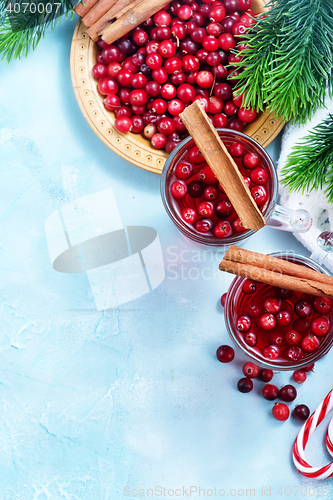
160;129;312;248
224;253;333;370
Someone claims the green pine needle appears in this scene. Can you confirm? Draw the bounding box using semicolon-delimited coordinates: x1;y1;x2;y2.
280;114;333;202
0;0;74;62
231;0;333;124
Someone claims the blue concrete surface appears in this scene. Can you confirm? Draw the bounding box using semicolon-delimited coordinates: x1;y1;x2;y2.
1;16;333;500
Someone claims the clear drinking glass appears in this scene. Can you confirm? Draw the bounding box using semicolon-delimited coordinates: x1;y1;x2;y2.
160;129;312;248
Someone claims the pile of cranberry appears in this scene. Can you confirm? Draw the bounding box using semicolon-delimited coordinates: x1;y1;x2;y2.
170;141;267;238
92;0;258;152
216;345;313;422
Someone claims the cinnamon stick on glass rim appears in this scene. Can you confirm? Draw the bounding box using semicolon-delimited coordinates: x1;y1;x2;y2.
179;101;266;231
100;0;170;44
219;245;333;298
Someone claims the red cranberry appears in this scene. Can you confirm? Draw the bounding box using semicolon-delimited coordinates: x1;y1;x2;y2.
242;279;256;294
214;83;232;101
286;330;301;345
243;362;260;378
238;107;257;123
158;117;176;135
204;186;218;200
92;63;107;79
181;207;197;224
216;345;235;363
229;142;244;157
293;370;307;384
215;200;233;219
178;4;193;20
199;165;217;184
98;77;119;95
206;22;222;37
221;292;227;307
274;287;293;300
243;331;257;347
175;161;193;179
187;180;205;198
259;369;273;383
214;221;232;238
177;83;196;102
293;318;310;334
269;332;284;346
218;33;236;51
237;377;253;393
303;362;315;372
246;302;263;318
262;384;279;401
286;346;303;361
198;201;214;218
264;296;281;314
242;152;258;169
294;300;312;318
145;81;161;97
221;16;236;33
279;384;297;402
212;113;228;128
276;310;292;327
293;404;310;421
171;180;187;198
233;218;246;232
272;403;289;421
301;334;320;352
143;124;157;139
224;100;238;117
236;315;252;332
196;70;214;88
116;106;132;118
251;185;268;206
151;133;167;149
114;116;132;133
313;296;333;315
104;94;120;111
263;345;280;360
195;218;213;233
154;10;171;26
152;67;168;83
202;35;219;52
158;40;176;58
259;313;276;330
310;316;330;336
188;146;205;164
250;167;267;185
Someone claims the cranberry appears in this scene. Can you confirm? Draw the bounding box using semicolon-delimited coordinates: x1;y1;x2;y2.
242;279;256;294
293;370;307;384
129;89;148;106
214;221;232;238
241;153;258;169
221;16;236;33
181;207;197;224
114;116;132;133
274;287;293;300
131;73;147;89
212;113;228;128
182;54;199;72
204;186;218;200
202;35;219;52
158;117;176;135
172;23;187;40
175;161;193;179
206;22;222;37
269;332;284;346
242;362;259;378
228;116;245;131
293;318;310;334
239;0;252;11
237;377;253;393
132;29;148;46
158;40;176;58
117;38;136;56
104;94;120;111
98;77;119;95
214;83;232;101
259;313;276;330
177;83;196;102
171;180;187;198
301;334;320;352
246;302;263;318
238;107;257;123
233;218;246;232
180;37;200;55
259;369;273;383
152;98;167;114
116;68;133;87
92;63;107;79
264;296;281;314
279;384;297;402
188;146;205;164
272;403;289;421
198;201;214;217
160;83;177;100
187;180;204;198
221;292;227;307
199;165;217;184
313;296;333;315
116;106;131;118
243;331;257;346
218;33;236;51
195;218;213;233
215;200;233;219
145;81;161;97
154;10;171;26
102;45;122;64
174;116;186;133
236;315;252;332
303;362;315;372
106;61;122;78
250;167;267;185
294;300;312;318
132;52;145;67
310;316;330;336
152;67;168;83
286;346;303;361
229;142;244;157
151;133;167;149
143;124;157;139
212;63;228;81
276;310;292;327
262;384;279;400
293;404;310;422
251;185;268;206
196;71;214;88
224;100;238;116
178;4;193;20
263;345;280;360
286;330;301;345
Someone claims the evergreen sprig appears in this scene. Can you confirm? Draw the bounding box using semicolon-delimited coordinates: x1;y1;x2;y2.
281;114;333;202
0;0;74;62
231;0;333;124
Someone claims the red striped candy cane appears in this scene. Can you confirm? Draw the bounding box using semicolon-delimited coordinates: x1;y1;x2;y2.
293;389;333;478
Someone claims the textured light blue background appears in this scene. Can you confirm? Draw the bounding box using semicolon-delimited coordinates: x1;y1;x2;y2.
1;16;333;500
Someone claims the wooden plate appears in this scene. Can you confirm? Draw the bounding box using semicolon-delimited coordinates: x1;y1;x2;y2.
70;1;284;174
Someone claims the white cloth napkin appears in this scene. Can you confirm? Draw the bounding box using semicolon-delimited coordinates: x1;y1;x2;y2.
277;97;333;271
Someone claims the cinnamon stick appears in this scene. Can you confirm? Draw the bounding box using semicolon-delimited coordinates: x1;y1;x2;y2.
86;0;136;39
100;0;170;45
224;245;333;287
219;259;333;299
179;101;266;231
82;0;118;27
74;0;99;18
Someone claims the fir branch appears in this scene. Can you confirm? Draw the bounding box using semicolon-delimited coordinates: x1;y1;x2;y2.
0;0;74;62
231;0;333;124
280;114;333;203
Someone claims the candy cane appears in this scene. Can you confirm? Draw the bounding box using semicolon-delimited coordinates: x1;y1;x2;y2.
293;389;333;478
